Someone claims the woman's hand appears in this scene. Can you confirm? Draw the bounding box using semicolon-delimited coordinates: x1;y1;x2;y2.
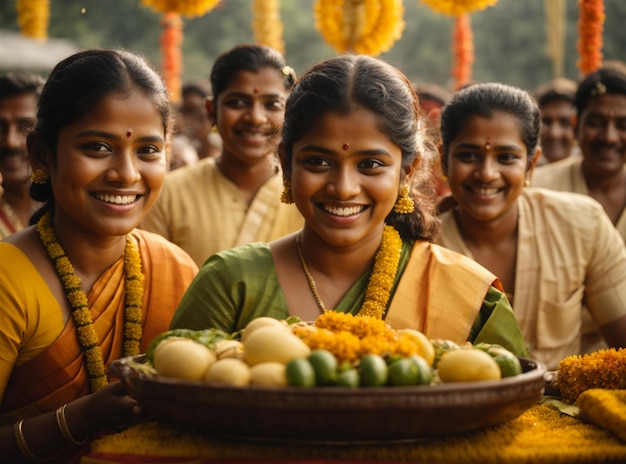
71;381;143;435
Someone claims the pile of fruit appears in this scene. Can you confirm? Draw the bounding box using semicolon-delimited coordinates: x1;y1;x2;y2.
143;312;522;388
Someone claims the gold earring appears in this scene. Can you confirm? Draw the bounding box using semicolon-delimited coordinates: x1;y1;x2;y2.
30;168;48;184
524;179;530;187
393;184;414;214
280;179;294;204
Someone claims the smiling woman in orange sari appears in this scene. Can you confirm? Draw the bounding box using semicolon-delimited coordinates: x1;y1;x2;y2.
0;49;198;462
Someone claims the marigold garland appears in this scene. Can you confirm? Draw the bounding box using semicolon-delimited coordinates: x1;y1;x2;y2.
16;0;49;40
140;0;220;18
451;14;474;90
37;212;144;392
419;0;498;16
556;348;626;403
313;0;405;57
357;224;402;319
161;12;183;104
577;0;605;75
252;0;285;55
293;312;422;364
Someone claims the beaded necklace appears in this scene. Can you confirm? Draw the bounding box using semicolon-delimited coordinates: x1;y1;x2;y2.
296;225;402;319
37;212;144;392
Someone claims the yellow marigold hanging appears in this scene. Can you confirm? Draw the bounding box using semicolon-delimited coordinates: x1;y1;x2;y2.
577;0;605;75
16;0;49;41
161;12;183;104
313;0;405;57
252;0;285;55
419;0;498;16
140;0;220;18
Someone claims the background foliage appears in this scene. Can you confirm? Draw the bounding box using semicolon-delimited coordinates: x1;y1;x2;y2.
0;0;625;92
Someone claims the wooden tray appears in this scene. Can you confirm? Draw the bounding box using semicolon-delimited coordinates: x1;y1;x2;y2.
109;355;547;443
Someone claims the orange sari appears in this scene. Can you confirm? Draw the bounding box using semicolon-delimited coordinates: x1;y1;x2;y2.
0;229;198;423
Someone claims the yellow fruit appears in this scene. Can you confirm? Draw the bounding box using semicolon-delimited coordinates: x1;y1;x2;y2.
154;338;216;380
204;358;251;386
358;354;389;387
437;349;501;383
243;326;311;366
250;362;287;386
397;329;435;366
214;339;244;360
241;317;289;342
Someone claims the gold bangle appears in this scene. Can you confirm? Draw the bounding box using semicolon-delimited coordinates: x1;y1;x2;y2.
55;404;89;446
14;419;43;461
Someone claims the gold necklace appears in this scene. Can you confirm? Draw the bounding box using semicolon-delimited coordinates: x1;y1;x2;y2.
37;212;144;392
295;225;403;319
296;233;327;313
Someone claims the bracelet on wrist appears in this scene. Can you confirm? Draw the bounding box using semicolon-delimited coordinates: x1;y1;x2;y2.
56;404;89;446
14;419;44;461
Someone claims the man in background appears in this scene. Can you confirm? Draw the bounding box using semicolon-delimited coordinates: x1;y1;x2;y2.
0;72;44;238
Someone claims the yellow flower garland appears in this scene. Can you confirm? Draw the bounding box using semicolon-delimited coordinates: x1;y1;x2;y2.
140;0;220;18
357;224;402;319
419;0;498;16
313;0;405;57
16;0;50;40
252;0;285;55
37;212;144;392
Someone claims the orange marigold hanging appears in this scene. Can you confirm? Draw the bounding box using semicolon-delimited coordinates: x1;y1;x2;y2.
313;0;405;57
161;12;183;104
419;0;498;16
140;0;220;18
16;0;50;40
252;0;285;55
452;14;474;90
577;0;605;75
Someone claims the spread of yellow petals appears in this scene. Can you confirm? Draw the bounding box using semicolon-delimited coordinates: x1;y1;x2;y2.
419;0;498;16
577;389;626;443
556;348;626;403
313;0;405;57
252;0;285;55
140;0;220;18
17;0;49;41
293;311;425;364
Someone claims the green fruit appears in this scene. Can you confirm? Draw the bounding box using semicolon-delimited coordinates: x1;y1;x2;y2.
308;349;338;386
286;358;316;387
388;358;419;386
358;354;389;387
474;344;522;378
335;368;360;387
490;348;522;378
408;355;433;385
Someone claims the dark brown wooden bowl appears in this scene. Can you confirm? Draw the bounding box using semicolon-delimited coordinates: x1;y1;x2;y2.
109;355;547;443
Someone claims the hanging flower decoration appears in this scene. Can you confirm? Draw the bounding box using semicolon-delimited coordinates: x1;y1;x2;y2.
545;0;566;77
140;0;220;18
16;0;50;40
313;0;405;57
252;0;285;55
161;12;183;104
419;0;498;16
452;14;474;89
577;0;605;75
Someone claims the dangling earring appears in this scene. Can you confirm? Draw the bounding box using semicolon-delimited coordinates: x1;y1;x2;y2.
30;168;48;184
524;179;530;187
280;179;294;204
393;184;414;214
